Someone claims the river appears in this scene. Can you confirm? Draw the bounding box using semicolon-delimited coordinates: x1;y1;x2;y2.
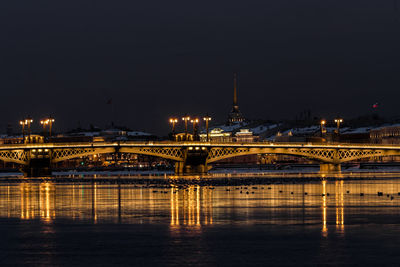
0;176;400;266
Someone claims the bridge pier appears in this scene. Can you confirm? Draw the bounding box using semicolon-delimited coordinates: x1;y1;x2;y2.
23;158;52;177
22;149;52;177
175;147;209;175
320;163;341;173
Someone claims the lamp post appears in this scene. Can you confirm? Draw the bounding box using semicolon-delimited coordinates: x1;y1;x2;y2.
26;118;33;140
203;115;211;142
182;115;190;141
41;117;55;139
48;117;55;137
191;118;199;140
40;119;48;137
169;118;178;140
320;119;326;136
334;118;343;134
20;118;33;142
19;120;26;142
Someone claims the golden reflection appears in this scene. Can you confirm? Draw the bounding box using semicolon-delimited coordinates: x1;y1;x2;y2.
39;182;54;222
322;180;327;236
92;183;97;223
2;179;400;230
322;180;346;235
20;182;55;222
170;185;213;227
335;180;345;232
20;183;30;219
7;185;10;218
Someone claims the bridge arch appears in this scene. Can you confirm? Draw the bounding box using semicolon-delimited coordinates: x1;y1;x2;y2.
206;147;398;164
0;150;28;165
51;146;185;163
51;147;116;163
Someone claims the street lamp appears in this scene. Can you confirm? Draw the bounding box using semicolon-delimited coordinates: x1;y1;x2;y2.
169;118;178;139
20;118;33;142
320;119;326;135
191;118;199;140
19;120;26;142
41;117;55;138
203;115;212;142
182;115;190;141
40;119;48;136
334;118;343;134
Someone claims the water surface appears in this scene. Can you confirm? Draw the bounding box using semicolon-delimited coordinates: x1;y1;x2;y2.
1;178;400;266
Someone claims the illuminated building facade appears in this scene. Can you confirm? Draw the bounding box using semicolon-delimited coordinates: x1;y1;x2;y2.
370;125;400;162
199;128;232;142
370;125;400;144
233;129;259;142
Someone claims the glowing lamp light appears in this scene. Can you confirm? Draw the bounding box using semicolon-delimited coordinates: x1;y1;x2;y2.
182;116;191;121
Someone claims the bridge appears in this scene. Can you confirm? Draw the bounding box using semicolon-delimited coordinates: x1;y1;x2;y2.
1;141;400;176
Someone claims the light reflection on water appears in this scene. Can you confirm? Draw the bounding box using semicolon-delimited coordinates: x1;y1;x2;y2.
0;179;399;235
2;178;400;265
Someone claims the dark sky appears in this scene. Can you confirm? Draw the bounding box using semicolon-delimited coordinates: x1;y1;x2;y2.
1;0;400;134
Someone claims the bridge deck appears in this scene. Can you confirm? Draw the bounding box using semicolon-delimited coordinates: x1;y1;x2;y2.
1;141;400;150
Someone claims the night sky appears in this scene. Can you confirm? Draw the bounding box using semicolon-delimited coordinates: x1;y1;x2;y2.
1;1;400;134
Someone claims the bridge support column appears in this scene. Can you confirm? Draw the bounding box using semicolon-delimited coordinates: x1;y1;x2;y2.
175;147;208;175
23;158;52;177
320;163;341;173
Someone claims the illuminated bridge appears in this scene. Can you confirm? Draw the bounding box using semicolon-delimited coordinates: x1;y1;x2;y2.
1;141;400;176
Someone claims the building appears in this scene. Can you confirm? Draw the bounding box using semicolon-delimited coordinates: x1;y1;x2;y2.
369;125;400;162
199;128;232;142
199;128;259;143
370;124;400;144
233;129;259;142
0;135;45;144
339;127;371;143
